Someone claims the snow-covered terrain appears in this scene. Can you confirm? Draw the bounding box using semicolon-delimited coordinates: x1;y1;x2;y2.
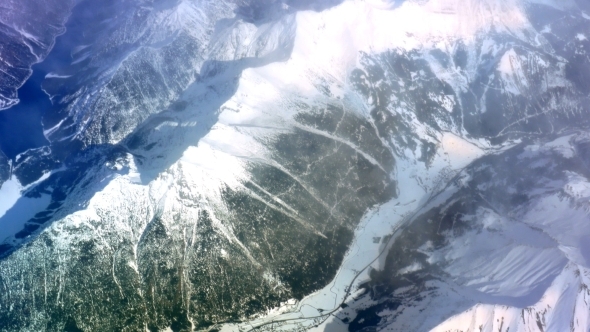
0;177;20;220
1;0;590;331
0;176;51;244
338;133;590;332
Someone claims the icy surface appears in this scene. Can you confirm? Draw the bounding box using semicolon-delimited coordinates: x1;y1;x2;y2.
0;176;50;243
0;177;21;220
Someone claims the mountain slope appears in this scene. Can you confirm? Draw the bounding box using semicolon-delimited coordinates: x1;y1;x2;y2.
0;0;590;331
0;0;73;109
332;133;590;332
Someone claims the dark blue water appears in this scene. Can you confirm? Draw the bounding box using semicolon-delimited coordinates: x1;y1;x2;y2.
0;67;51;159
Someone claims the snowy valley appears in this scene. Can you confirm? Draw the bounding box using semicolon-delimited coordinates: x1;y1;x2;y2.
1;0;590;331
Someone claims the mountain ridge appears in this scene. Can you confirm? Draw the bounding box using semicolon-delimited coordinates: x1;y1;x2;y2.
0;0;589;331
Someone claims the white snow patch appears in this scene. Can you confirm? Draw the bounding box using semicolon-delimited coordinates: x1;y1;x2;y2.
563;172;590;201
127;260;139;273
23;167;66;192
543;134;575;158
498;48;528;95
13;26;43;59
180;141;249;191
71;44;90;55
398;262;423;275
71;52;90;65
431;264;590;332
43;118;67;138
0;176;51;243
0;177;22;220
440;132;485;160
45;73;72;79
15;27;41;44
429;93;456;112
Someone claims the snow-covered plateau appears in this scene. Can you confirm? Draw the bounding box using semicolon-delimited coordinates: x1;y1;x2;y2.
1;0;590;331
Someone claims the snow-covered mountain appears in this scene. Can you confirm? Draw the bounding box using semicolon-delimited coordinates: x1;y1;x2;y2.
0;0;74;110
0;0;589;331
